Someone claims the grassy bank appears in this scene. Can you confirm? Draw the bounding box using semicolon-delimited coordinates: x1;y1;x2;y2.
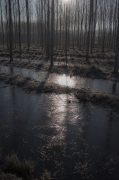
0;47;118;81
75;88;119;113
0;152;52;180
0;60;118;81
0;151;34;180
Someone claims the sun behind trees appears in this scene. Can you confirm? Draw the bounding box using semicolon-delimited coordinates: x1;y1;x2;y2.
0;0;118;72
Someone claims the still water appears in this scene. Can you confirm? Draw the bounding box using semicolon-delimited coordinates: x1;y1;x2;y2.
0;65;119;96
0;82;119;179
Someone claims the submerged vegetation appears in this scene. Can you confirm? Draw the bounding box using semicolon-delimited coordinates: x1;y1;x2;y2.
0;151;53;180
76;88;119;112
4;154;34;179
41;170;52;180
0;152;34;180
0;150;118;180
0;173;23;180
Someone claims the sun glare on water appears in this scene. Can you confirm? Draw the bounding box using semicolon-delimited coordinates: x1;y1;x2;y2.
57;74;74;87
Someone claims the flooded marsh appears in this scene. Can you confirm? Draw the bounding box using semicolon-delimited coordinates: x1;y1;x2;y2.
0;83;119;179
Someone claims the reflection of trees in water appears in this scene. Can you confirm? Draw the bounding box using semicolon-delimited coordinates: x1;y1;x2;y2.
112;81;117;94
10;66;13;74
11;87;28;154
104;111;112;152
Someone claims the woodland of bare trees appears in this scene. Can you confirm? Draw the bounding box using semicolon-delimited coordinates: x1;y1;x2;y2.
0;0;119;71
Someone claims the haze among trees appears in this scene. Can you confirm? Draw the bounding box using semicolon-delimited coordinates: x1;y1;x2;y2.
0;0;119;72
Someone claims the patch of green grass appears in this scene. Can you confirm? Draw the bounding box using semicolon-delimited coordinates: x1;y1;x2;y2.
4;154;35;179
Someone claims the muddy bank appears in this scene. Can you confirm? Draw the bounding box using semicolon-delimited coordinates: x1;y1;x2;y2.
1;65;119;95
0;73;119;112
0;73;77;94
76;88;119;113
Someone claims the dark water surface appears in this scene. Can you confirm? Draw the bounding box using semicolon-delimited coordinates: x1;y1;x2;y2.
0;65;119;96
0;82;119;179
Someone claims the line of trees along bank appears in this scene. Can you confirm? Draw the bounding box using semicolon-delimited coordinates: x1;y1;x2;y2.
0;0;118;72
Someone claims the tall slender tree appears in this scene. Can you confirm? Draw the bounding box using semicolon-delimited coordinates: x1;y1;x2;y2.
0;0;4;47
86;0;93;61
26;0;30;50
114;0;119;73
51;0;55;66
46;0;50;59
8;0;13;61
18;0;21;56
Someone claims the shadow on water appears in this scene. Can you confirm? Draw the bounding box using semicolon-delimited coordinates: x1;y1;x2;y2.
112;81;117;94
37;65;53;91
0;83;119;179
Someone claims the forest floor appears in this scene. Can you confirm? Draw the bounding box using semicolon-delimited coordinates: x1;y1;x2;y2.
0;46;118;81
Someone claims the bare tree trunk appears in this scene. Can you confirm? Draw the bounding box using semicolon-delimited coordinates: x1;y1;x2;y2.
18;0;21;56
113;1;118;50
13;2;17;48
67;4;70;50
86;0;93;61
41;0;44;50
59;5;62;49
46;0;50;59
5;2;9;49
0;1;4;47
102;1;106;53
26;0;30;50
114;0;119;73
36;3;40;46
65;4;68;66
44;1;47;49
91;0;97;52
77;9;80;49
8;0;13;61
51;0;54;66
